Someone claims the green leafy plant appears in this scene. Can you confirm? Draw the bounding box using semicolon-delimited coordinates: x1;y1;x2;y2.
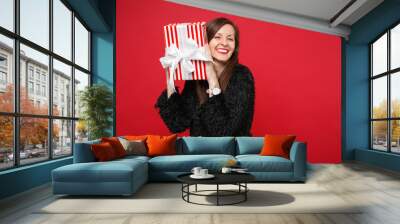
79;84;113;140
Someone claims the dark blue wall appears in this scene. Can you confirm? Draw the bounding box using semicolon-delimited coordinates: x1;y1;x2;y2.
344;0;400;171
0;0;115;200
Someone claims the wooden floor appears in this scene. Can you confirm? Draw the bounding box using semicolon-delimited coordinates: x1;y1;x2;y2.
1;162;400;224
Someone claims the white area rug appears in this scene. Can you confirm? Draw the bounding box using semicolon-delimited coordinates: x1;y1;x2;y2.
38;183;361;214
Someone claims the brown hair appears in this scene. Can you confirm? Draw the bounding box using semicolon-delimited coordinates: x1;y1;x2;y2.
195;17;240;104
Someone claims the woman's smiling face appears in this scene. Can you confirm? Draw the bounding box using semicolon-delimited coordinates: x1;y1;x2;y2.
208;24;236;64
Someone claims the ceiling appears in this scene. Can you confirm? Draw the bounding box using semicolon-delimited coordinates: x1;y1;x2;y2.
225;0;355;25
167;0;384;38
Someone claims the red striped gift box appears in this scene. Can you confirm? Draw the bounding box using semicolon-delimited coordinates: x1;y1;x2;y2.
163;22;208;81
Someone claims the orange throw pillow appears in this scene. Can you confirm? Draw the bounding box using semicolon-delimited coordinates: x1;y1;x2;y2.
91;142;117;161
259;135;296;159
101;137;127;158
146;134;177;157
124;135;148;141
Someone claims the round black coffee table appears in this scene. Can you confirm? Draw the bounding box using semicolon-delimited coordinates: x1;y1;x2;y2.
177;173;255;206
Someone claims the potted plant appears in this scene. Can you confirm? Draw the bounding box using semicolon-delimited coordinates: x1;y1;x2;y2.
79;84;113;140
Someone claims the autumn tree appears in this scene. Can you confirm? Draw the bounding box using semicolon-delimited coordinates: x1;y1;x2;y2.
372;99;400;144
0;84;59;152
0;85;14;150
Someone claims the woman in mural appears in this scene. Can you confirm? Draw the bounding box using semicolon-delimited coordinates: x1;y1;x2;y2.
155;17;255;136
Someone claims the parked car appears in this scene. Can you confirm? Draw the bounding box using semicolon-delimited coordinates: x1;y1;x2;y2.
7;150;32;160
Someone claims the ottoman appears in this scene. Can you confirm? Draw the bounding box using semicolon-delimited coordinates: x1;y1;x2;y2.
52;158;148;196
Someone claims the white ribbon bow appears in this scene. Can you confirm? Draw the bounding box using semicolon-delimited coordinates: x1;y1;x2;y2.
160;38;211;91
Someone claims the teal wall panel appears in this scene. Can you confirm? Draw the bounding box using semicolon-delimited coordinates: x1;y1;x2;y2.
0;158;72;199
92;32;114;135
345;0;400;171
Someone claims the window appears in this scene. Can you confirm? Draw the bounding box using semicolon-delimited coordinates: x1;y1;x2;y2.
42;85;46;97
0;71;6;85
35;83;40;95
371;23;400;154
0;0;91;170
75;18;89;70
35;70;40;81
53;59;71;117
74;69;89;118
28;67;34;80
0;55;6;67
20;0;49;49
0;0;14;32
0;55;7;89
53;0;72;60
28;81;34;94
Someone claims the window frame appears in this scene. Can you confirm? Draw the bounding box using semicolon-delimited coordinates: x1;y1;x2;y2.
0;0;92;171
370;21;400;154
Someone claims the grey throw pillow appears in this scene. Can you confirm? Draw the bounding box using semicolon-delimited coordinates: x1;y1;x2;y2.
118;137;147;156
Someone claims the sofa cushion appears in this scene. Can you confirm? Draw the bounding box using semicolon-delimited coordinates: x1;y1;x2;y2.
236;155;293;172
101;137;127;158
52;159;147;183
235;137;264;155
118;138;147;156
147;134;177;157
178;137;235;155
124;135;148;141
148;154;235;172
260;135;296;159
91;142;118;161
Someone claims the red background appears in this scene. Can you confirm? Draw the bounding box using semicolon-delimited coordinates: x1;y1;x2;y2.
116;0;342;163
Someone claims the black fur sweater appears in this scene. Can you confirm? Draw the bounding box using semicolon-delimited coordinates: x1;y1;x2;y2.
155;64;255;136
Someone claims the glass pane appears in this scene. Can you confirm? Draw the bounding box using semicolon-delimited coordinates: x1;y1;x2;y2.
20;117;49;165
0;34;14;112
391;24;400;70
0;116;13;170
20;44;49;115
372;33;387;76
391;120;400;153
74;17;89;70
74;69;89;118
53;0;72;60
0;0;14;32
75;120;88;143
20;0;49;49
372;77;387;119
391;72;400;118
372;121;388;151
53;119;72;157
53;59;72;117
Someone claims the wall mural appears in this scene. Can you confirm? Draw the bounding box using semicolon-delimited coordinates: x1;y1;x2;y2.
116;1;342;163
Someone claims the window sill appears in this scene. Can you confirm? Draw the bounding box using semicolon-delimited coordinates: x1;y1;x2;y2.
355;148;400;172
0;156;72;175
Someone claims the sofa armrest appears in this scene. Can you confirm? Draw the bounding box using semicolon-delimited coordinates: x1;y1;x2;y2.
73;140;100;163
289;141;307;181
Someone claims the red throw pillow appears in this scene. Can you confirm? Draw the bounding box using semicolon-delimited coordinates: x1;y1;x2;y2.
91;142;117;161
146;134;177;157
101;137;127;158
259;135;296;159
